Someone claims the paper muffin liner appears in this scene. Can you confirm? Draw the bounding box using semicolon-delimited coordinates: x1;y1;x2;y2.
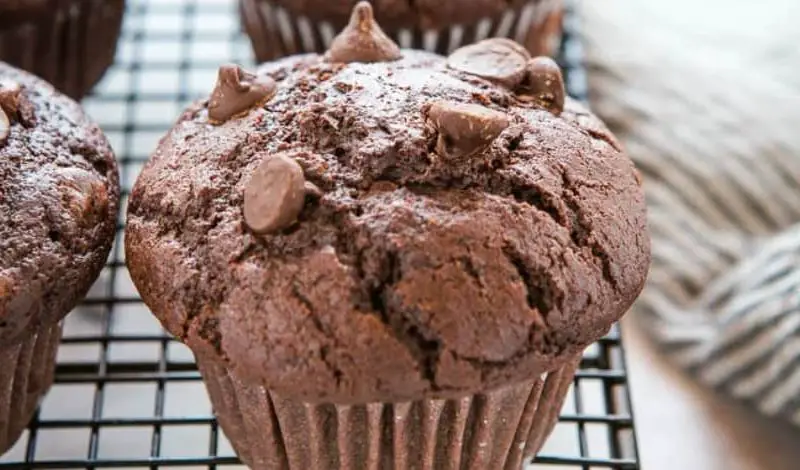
198;351;580;470
239;0;564;62
0;322;62;454
0;0;125;99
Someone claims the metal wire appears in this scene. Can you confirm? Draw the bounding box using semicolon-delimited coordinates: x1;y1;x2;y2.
0;0;639;468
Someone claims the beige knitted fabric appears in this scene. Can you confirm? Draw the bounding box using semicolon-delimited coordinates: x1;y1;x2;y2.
582;0;800;424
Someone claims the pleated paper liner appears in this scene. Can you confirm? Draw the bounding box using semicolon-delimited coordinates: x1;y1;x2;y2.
0;0;125;100
198;351;581;470
0;322;62;454
239;0;564;62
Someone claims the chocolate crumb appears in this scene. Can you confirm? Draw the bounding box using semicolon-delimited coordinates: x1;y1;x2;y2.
472;93;492;106
370;180;398;192
334;82;354;93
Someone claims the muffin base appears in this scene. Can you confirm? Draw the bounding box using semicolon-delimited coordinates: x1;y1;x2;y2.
0;0;125;99
239;0;564;62
198;352;580;470
0;322;62;454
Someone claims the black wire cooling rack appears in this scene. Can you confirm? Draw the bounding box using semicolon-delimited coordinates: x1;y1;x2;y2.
0;0;639;468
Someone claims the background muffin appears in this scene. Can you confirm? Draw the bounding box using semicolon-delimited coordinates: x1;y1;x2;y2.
0;0;126;99
0;62;119;453
126;4;648;469
240;0;563;61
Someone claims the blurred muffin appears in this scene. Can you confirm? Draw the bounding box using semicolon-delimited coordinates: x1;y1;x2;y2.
240;0;563;61
0;62;119;454
126;4;648;469
0;0;126;99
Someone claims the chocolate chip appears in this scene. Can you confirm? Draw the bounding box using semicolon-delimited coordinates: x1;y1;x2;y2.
447;38;531;89
58;168;110;227
208;64;277;124
0;108;8;145
518;57;565;116
244;154;307;234
16;93;36;127
425;101;510;160
0;80;21;117
304;181;324;199
325;1;402;64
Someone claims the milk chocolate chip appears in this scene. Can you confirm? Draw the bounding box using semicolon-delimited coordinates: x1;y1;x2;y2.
208;64;277;124
0;80;21;117
58;167;110;228
519;57;565;115
244;154;307;234
303;181;324;199
325;1;402;64
447;38;531;89
0;107;8;145
426;101;510;160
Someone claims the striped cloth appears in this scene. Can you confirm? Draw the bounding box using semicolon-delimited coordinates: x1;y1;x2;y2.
581;0;800;424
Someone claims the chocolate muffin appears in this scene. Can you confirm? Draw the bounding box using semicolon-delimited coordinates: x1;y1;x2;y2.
0;62;119;453
240;0;563;62
0;0;126;99
126;4;649;469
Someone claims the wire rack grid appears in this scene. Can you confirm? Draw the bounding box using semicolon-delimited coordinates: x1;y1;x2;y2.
0;0;639;469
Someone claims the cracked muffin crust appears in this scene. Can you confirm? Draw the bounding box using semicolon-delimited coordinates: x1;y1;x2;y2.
0;62;119;344
126;11;648;405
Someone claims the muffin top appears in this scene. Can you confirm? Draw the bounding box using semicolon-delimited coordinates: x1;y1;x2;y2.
267;0;534;29
0;62;119;344
126;3;649;404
